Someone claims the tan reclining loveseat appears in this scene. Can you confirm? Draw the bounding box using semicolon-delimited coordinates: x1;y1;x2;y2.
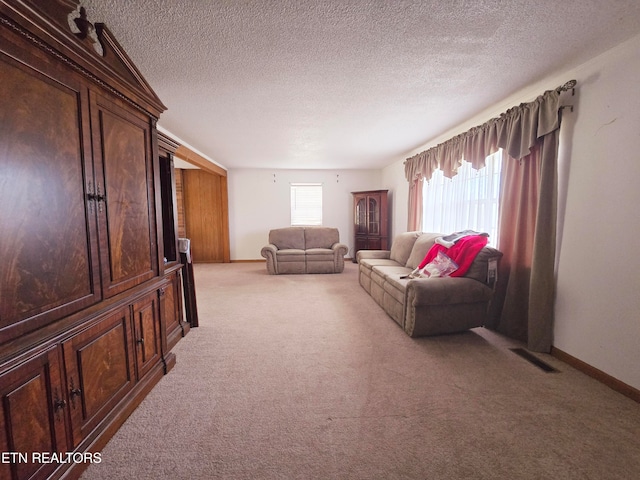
357;231;502;337
261;227;348;274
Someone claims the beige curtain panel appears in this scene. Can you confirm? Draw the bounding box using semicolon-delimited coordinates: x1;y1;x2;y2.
405;81;575;352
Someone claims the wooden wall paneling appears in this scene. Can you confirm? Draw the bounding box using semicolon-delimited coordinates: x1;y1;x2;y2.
220;174;230;262
174;168;187;239
182;169;230;263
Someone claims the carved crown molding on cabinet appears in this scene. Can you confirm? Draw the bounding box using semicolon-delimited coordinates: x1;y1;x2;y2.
1;0;166;118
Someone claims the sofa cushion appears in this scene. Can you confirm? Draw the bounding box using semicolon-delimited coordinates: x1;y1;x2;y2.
370;265;412;301
380;271;413;302
275;249;306;262
270;227;305;249
359;258;402;270
306;248;334;261
389;231;421;266
306;247;334;254
405;233;442;269
371;265;412;278
304;227;339;249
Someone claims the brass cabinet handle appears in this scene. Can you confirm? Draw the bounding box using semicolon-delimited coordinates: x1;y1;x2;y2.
69;377;82;409
53;387;67;422
86;183;106;211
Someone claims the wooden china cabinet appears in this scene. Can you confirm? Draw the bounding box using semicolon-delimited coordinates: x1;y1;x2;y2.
0;2;188;479
352;190;389;259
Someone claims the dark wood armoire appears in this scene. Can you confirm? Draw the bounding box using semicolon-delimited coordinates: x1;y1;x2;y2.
0;2;188;479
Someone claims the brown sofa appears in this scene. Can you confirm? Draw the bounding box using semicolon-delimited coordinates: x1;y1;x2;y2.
357;231;502;337
261;227;348;274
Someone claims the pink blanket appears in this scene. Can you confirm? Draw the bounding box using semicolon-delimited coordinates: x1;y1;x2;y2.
418;235;488;277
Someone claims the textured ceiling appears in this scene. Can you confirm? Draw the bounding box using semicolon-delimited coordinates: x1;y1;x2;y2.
81;0;640;170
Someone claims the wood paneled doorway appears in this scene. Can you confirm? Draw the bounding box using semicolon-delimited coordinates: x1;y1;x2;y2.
179;169;230;263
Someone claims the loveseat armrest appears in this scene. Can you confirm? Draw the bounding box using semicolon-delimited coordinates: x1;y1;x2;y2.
261;243;279;274
405;277;493;306
261;243;279;255
331;242;349;255
356;250;391;264
331;242;349;273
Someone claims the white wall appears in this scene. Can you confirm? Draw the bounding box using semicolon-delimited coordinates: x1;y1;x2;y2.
228;169;382;260
380;33;640;391
381;160;409;239
553;34;640;390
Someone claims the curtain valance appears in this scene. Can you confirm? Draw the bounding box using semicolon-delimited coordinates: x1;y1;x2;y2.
404;81;575;182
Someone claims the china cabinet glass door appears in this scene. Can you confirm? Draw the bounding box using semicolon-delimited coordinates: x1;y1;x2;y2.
368;197;379;234
356;197;367;234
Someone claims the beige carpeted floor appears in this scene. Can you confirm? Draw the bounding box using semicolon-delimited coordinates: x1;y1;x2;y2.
81;262;640;480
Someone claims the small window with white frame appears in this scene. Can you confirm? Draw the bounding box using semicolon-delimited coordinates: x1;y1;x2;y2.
290;183;323;226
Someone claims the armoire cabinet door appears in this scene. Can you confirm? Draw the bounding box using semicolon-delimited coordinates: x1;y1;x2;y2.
62;308;136;447
131;292;162;380
161;270;185;352
0;346;69;480
0;46;101;343
90;91;158;298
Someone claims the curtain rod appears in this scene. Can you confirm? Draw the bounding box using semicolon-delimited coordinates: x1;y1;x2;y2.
556;79;577;94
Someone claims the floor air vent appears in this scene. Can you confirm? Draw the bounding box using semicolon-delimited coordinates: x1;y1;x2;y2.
510;348;559;373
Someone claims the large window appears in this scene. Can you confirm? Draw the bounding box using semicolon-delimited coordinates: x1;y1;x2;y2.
422;150;502;246
290;183;323;226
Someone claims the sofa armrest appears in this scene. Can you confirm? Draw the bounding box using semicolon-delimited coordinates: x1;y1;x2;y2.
356;250;391;263
406;277;493;306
